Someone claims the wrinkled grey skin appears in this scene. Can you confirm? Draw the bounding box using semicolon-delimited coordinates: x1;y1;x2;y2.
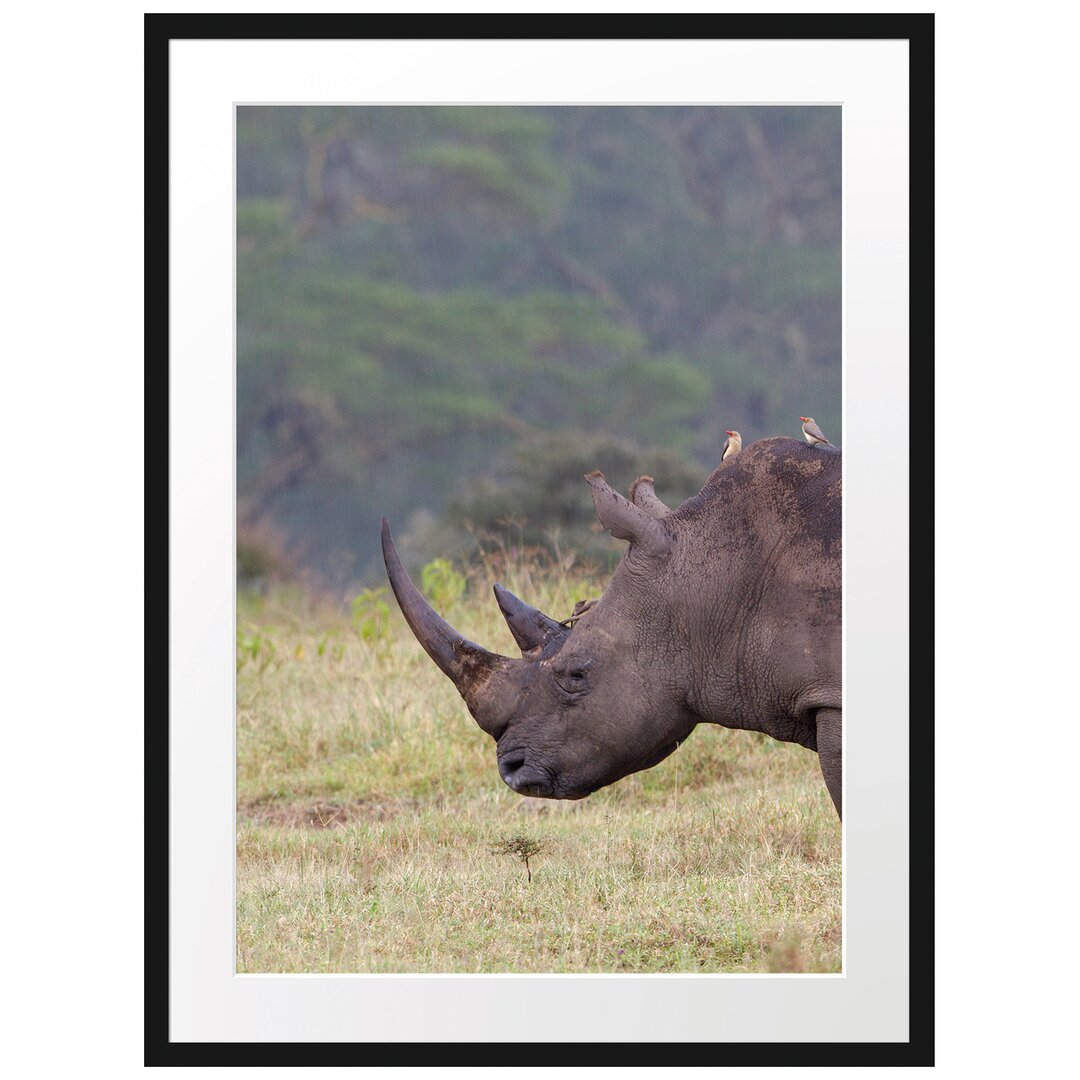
382;436;842;817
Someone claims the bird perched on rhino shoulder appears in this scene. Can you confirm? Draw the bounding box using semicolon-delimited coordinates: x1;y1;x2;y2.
721;430;742;461
800;417;831;446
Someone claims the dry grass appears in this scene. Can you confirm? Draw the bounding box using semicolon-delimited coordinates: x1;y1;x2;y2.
237;550;841;973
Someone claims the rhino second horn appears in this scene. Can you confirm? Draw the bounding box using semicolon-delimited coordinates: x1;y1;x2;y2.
381;518;506;703
585;471;672;559
493;583;566;655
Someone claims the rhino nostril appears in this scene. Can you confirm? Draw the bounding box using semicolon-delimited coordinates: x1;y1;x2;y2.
497;754;554;797
499;753;527;780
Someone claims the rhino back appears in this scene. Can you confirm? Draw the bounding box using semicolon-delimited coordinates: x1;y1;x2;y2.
668;437;841;736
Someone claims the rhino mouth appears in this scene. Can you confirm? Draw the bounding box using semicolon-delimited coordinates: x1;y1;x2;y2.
497;750;596;799
497;751;556;798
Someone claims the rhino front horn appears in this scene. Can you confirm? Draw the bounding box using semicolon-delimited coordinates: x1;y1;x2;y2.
381;519;508;718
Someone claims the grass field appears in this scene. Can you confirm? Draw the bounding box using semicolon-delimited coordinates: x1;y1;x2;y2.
237;551;841;973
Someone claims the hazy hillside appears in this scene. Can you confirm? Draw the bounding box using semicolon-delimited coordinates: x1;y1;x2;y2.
236;105;841;588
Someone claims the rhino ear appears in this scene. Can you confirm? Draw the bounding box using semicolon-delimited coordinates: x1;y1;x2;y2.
628;475;671;519
585;471;672;559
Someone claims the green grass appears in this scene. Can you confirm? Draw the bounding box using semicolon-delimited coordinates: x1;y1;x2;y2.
237;552;841;973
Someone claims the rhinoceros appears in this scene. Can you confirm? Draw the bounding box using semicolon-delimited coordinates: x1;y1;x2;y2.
381;436;842;817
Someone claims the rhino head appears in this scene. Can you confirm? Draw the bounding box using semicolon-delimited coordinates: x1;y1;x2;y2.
381;470;698;799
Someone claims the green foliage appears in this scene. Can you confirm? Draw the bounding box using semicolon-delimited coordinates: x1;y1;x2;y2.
406;143;556;218
420;559;465;610
350;587;390;642
605;356;711;452
236;105;841;586
236;197;291;242
237;625;278;673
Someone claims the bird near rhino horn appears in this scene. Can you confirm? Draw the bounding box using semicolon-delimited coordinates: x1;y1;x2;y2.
721;430;742;461
560;598;598;628
800;416;831;446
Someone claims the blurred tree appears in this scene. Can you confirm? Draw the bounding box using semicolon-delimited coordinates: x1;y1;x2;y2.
236;106;841;586
446;431;706;565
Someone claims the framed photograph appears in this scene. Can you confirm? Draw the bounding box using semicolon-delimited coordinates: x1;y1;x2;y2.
150;14;932;1065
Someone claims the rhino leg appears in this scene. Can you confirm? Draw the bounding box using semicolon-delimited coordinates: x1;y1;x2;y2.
815;708;842;820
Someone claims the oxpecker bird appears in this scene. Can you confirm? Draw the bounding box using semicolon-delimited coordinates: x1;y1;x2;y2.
800;417;831;446
560;598;597;627
721;430;742;461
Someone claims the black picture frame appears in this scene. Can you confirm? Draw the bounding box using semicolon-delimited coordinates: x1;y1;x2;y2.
146;12;933;1066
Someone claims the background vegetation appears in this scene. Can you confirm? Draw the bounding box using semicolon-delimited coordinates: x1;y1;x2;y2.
237;105;841;588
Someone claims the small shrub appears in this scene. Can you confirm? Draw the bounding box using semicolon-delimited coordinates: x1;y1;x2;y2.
351;587;390;642
490;834;548;883
315;630;345;662
237;625;277;673
421;558;466;610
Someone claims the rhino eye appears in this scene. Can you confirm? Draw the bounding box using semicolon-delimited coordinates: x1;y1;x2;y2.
555;662;591;695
